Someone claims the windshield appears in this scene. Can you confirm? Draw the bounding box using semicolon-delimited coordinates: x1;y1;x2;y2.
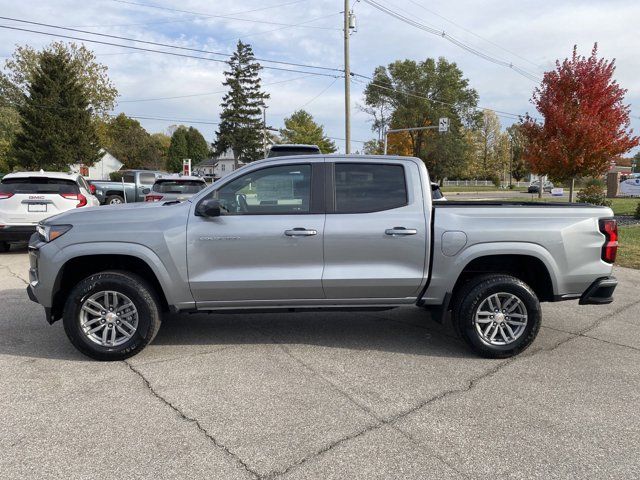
0;177;79;194
153;180;205;194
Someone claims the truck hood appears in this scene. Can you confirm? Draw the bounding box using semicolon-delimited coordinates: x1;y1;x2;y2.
42;200;186;226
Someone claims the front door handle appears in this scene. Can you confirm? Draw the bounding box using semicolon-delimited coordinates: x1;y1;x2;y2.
285;228;318;237
385;227;418;236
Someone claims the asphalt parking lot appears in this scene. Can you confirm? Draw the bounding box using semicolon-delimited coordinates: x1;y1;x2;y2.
1;246;639;479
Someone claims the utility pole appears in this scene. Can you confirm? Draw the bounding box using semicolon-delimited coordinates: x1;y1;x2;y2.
262;105;268;158
343;0;351;154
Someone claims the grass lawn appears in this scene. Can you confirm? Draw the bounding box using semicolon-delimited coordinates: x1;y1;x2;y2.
440;186;506;193
488;196;639;216
617;226;640;269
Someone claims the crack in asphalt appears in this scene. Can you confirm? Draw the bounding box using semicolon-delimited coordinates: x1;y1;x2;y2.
248;321;476;480
124;360;261;480
251;297;640;478
0;265;28;286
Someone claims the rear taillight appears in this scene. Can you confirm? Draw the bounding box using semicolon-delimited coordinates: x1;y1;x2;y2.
89;184;96;195
60;193;88;208
599;218;618;264
145;195;164;202
0;192;13;199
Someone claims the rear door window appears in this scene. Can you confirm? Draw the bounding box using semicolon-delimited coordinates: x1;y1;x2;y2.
334;163;407;213
0;177;80;195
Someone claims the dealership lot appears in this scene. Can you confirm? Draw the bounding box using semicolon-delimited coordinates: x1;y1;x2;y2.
1;247;639;479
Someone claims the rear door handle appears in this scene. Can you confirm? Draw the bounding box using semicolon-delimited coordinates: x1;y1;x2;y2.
385;227;418;236
285;228;318;237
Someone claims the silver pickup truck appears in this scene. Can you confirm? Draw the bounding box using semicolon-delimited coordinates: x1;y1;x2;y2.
26;155;618;361
90;170;164;205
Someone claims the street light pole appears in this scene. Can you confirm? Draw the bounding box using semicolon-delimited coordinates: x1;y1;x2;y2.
383;125;442;155
343;0;351;154
262;105;268;158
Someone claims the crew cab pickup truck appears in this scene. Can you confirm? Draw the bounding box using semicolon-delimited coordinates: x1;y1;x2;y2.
26;155;618;361
90;170;164;205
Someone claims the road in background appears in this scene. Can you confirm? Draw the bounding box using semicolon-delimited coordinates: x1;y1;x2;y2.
1;247;639;479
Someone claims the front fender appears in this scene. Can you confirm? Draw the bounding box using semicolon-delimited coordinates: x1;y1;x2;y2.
48;242;193;309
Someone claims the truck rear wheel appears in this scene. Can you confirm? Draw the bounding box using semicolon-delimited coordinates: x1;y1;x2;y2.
105;194;125;205
63;271;161;361
451;274;541;358
0;241;9;253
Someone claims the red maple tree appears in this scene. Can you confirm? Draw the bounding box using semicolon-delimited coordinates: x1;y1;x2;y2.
521;44;639;200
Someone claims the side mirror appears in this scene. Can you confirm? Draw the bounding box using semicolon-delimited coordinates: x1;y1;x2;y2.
196;198;221;217
142;188;150;194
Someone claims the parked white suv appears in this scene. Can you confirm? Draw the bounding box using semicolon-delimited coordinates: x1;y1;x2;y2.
0;171;99;251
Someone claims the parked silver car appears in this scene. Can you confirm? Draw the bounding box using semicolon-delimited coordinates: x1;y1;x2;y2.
144;175;207;203
27;155;617;361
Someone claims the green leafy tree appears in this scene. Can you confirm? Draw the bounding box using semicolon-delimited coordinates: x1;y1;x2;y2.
166;126;209;172
214;41;269;161
364;58;481;181
10;51;100;171
0;106;20;173
185;127;210;161
1;42;117;117
99;114;161;170
279;110;336;153
507;124;528;181
167;127;188;172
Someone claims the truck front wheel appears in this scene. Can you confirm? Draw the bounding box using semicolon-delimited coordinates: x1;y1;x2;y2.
451;274;541;358
63;271;162;361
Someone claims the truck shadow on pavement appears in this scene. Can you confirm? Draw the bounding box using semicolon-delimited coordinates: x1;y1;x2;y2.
0;287;473;362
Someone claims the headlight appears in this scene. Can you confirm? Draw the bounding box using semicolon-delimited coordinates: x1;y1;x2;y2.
37;224;72;242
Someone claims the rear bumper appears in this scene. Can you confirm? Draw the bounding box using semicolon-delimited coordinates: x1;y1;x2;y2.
579;276;617;305
0;225;37;242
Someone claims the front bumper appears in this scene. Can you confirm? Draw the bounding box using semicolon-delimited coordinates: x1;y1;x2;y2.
0;225;36;242
579;276;617;305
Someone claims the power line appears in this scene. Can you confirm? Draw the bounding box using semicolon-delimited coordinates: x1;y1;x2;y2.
405;0;540;69
0;17;344;74
360;0;540;82
106;0;340;31
297;77;340;109
119;74;321;103
0;24;341;78
351;74;535;121
73;0;313;28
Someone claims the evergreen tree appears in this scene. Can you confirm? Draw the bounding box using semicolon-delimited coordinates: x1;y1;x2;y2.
279;110;337;153
167;127;188;172
214;41;269;162
11;50;100;171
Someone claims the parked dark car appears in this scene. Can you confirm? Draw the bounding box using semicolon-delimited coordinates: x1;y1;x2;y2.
527;181;554;194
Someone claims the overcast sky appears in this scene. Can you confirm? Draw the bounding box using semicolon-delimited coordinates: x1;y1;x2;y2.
2;0;639;154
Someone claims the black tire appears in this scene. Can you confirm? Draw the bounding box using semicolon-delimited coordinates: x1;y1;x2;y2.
451;274;541;358
0;241;9;253
63;270;161;361
105;194;125;205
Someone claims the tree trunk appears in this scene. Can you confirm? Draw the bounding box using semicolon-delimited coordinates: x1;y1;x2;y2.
538;176;543;199
569;177;575;203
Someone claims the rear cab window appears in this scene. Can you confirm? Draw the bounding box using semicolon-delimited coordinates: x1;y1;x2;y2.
154;180;206;194
334;163;408;213
0;177;80;195
138;172;157;185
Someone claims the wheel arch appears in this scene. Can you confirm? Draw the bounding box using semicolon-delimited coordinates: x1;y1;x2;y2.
50;245;178;322
451;252;556;304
